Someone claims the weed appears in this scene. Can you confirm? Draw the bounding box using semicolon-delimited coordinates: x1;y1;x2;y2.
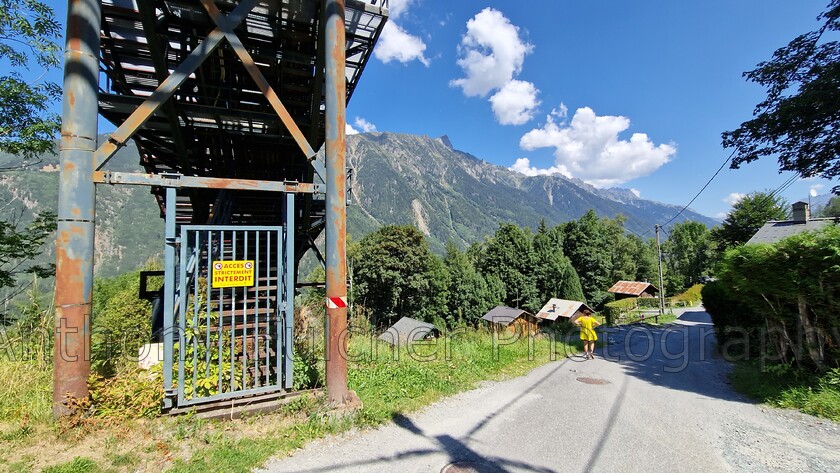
731;362;840;422
42;457;104;473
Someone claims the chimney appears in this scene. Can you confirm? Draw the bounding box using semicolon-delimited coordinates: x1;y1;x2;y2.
792;201;810;224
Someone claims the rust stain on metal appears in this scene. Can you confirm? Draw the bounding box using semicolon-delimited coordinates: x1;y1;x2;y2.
576;377;610;385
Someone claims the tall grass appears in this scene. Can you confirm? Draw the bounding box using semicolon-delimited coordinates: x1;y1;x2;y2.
0;360;52;423
731;363;840;422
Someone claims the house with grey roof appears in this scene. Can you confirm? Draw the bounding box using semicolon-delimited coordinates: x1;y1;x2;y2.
747;202;838;245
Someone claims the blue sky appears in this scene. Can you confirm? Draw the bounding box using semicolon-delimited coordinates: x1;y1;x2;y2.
344;0;837;220
39;0;836;221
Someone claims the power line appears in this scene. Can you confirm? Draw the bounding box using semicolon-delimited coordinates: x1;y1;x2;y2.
660;149;736;228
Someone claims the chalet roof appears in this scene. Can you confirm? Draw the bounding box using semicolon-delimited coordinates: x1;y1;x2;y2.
746;219;837;245
535;298;593;322
378;317;438;346
481;306;535;326
607;281;659;296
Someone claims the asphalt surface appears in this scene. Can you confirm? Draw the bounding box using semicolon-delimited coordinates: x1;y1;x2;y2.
261;310;840;473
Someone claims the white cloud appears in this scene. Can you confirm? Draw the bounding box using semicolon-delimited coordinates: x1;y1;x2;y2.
353;117;377;133
489;80;540;126
715;212;728;219
451;8;534;98
518;106;676;188
346;123;359;135
386;0;415;19
630;188;641;198
810;183;824;193
723;192;745;206
375;21;430;66
509;157;571;178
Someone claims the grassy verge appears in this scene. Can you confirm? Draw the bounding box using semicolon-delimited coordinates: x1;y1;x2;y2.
1;330;573;472
731;362;840;422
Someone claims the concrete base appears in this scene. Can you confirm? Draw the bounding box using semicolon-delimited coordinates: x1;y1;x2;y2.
326;390;363;419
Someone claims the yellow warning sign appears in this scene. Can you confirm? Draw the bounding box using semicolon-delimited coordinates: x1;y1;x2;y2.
212;260;255;288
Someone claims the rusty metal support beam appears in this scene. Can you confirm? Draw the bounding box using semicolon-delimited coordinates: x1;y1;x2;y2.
54;0;101;418
199;0;317;160
92;171;324;194
94;0;260;170
324;0;351;406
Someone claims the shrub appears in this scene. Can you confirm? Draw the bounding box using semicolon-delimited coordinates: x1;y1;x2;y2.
88;365;163;420
671;283;704;305
602;298;637;325
701;281;763;358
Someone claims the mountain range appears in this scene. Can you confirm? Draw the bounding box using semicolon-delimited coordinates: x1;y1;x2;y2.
1;132;717;276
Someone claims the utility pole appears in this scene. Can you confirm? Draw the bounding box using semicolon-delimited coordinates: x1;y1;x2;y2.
655;225;665;323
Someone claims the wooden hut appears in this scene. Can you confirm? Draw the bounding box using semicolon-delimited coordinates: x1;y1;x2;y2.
535;298;594;325
481;306;541;335
378;317;439;346
607;281;659;301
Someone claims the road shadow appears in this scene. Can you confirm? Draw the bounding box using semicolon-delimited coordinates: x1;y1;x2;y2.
597;309;749;403
274;363;568;473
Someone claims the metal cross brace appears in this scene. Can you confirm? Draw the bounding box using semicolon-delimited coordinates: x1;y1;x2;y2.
95;0;320;176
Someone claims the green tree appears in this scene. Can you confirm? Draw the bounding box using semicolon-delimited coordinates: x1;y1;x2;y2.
602;215;638;283
819;196;840;217
533;222;584;303
442;242;496;326
352;225;445;327
1;0;62;167
630;234;659;284
0;2;61;313
562;210;613;306
663;221;714;291
477;223;539;311
0;210;55;310
722;1;840;190
710;191;788;251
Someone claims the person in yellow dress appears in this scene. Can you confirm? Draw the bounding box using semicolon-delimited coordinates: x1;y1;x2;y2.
574;308;600;360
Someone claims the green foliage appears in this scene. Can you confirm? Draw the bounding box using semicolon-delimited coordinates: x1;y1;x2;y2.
562;210;613;306
0;360;51;423
0;211;55;308
722;1;840;189
819;196;840;217
292;344;321;390
714;225;840;368
710;191;789;251
731;362;840;422
663;220;713;292
0;0;62;166
43;457;105;473
91;270;153;376
88;366;163;419
478;223;539;310
602;298;638;325
670;284;704;305
353;225;446;327
442;242;497;326
532;221;585;304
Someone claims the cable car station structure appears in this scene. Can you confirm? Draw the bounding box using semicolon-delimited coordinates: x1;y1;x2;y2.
54;0;388;416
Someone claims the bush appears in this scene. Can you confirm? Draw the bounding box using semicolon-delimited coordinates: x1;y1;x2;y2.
671;283;704;305
88;365;163;420
91;270;153;376
602;298;637;325
701;281;763;358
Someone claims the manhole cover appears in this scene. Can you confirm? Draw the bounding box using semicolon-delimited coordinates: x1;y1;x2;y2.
576;377;610;385
441;461;504;473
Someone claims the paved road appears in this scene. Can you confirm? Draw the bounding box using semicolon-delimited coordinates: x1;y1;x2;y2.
262;310;840;473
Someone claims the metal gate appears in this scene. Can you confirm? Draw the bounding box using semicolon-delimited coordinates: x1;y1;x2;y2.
161;192;295;408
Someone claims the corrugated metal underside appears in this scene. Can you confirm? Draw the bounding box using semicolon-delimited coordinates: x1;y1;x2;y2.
98;0;387;231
